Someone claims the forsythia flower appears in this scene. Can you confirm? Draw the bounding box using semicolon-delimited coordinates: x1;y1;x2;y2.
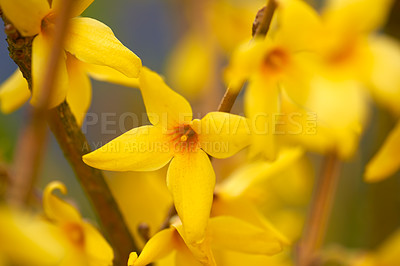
128;216;283;266
43;181;114;266
294;0;399;158
226;0;321;160
83;67;250;245
0;0;141;125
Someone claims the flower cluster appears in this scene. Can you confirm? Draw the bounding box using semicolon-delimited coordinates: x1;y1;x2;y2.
0;0;399;265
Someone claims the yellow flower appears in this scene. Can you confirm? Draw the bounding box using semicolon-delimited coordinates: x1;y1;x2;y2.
43;181;114;266
0;0;141;125
128;216;283;266
226;0;322;160
294;0;398;158
83;67;250;245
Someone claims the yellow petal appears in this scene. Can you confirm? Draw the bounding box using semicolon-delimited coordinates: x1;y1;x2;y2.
173;222;216;266
130;228;177;266
0;69;30;113
245;75;280;160
275;0;322;52
369;36;400;116
106;169;172;249
225;39;267;87
31;33;69;108
82;222;113;266
51;0;93;18
217;148;303;197
84;63;139;88
194;112;250;159
0;0;49;36
167;150;215;244
65;17;141;78
139;68;193;129
83;125;174;171
376;228;400;265
65;55;91;126
323;0;394;33
209;216;283;255
365;121;400;182
43;181;82;223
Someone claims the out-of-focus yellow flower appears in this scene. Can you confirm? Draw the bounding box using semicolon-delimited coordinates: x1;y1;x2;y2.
128;216;283;266
364;120;400;182
43;181;114;266
0;205;64;265
83;67;250;246
226;0;321;160
0;0;141;125
294;0;398;158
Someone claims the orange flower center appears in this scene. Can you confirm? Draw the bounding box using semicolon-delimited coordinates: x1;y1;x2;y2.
171;124;199;152
261;48;290;75
63;222;85;248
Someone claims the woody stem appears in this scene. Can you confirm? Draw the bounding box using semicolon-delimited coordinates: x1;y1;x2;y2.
297;153;341;266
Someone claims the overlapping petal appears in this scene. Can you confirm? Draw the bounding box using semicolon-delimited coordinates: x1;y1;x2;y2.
129;228;177;266
65;55;92;126
166;150;215;244
245;75;280;160
139;68;193;129
0;0;49;36
365;121;400;182
193;112;250;158
43;181;82;223
65;17;141;78
0;70;30;113
84;64;140;88
31;33;69;108
83;125;174;171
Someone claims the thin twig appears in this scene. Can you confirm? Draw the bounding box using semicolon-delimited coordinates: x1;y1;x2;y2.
1;4;138;265
217;0;277;113
297;153;341;266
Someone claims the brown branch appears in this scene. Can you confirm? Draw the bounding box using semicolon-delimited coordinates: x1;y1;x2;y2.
297;153;341;266
217;0;277;113
1;5;138;266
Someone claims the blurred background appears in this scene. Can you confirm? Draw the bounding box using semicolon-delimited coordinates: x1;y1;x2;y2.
0;0;400;258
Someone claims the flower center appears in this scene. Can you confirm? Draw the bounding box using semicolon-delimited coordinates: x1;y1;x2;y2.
171;123;199;152
41;12;57;35
261;48;289;74
63;222;85;248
